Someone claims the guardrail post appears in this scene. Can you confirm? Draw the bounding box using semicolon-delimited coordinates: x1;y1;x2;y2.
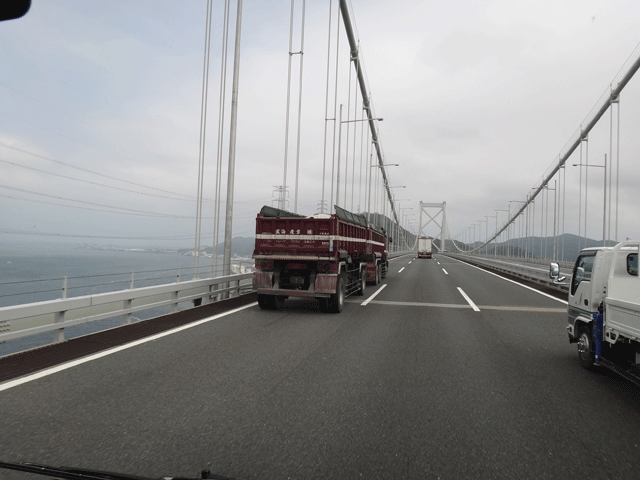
53;276;67;343
123;272;134;325
171;291;179;313
171;269;180;313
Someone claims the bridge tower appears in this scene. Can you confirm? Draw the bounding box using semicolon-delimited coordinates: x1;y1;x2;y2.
418;202;447;252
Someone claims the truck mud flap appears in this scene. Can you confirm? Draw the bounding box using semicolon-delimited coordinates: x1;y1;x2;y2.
315;274;338;294
253;272;274;289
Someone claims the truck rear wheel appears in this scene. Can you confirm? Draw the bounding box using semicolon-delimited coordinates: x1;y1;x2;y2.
328;277;345;313
578;328;595;369
257;294;270;310
258;294;285;310
269;295;285;310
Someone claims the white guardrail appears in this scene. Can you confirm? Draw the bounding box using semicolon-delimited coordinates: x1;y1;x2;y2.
444;253;571;293
0;273;253;344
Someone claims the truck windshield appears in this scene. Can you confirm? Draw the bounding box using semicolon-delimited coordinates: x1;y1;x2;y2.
571;253;595;296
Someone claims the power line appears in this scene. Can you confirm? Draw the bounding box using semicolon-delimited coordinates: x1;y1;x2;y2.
0;228;195;240
0;158;196;202
0;186;210;219
0;142;210;201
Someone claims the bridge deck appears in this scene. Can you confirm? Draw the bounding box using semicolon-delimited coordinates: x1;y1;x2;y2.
2;254;639;480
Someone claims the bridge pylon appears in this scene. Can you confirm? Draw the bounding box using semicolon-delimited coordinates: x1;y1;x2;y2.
418;202;447;252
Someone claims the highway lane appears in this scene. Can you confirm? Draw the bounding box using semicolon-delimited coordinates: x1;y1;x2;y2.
2;256;640;479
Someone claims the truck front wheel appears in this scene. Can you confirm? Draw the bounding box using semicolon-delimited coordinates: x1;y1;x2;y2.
578;328;595;369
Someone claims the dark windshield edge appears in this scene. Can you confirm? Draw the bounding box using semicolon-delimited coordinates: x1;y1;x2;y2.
0;461;234;480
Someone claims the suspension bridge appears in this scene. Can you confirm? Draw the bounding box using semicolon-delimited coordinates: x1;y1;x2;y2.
1;1;640;479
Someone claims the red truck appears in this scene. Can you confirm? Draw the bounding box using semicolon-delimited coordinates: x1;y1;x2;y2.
253;205;388;312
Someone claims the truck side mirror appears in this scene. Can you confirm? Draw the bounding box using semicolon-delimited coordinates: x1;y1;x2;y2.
549;262;566;283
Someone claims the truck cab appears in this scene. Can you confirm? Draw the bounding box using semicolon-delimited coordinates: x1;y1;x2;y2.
555;241;640;375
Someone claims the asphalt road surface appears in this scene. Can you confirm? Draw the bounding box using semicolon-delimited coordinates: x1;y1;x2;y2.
2;254;640;479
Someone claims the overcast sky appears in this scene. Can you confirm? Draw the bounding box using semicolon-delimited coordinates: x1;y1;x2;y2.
1;0;639;249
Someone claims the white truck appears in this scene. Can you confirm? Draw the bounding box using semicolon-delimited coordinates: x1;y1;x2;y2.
417;236;432;259
550;241;640;383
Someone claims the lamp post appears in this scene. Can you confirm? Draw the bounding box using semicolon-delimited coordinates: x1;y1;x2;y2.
573;155;607;246
485;215;496;257
477;220;485;256
471;224;476;254
367;161;398;223
509;200;526;258
541;182;557;261
495;209;509;257
401;208;413;250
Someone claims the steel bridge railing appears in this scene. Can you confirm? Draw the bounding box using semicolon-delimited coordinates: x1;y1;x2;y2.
0;273;253;347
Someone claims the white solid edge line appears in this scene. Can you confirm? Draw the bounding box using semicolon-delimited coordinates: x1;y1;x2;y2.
0;302;259;393
398;267;405;273
389;254;414;261
362;284;387;306
442;268;448;275
447;256;568;305
457;287;480;312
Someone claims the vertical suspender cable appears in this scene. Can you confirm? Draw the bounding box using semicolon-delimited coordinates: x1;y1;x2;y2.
351;47;360;211
584;137;589;244
562;164;566;262
608;90;614;244
320;0;333;214
364;127;370;217
343;56;352;207
282;0;295;210
358;93;365;212
578;135;583;251
329;7;340;211
212;0;231;278
615;96;620;242
194;0;213;279
293;0;306;213
222;0;243;280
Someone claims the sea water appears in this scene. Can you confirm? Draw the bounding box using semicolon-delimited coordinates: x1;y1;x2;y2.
0;244;234;357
